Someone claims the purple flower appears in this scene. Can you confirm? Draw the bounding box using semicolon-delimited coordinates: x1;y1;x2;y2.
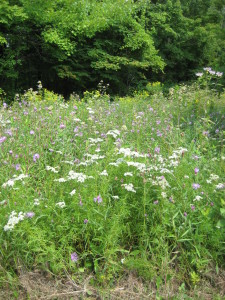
184;212;187;217
33;153;40;162
0;136;7;144
71;252;79;262
154;147;160;153
60;123;66;129
26;212;35;218
194;168;199;175
191;205;195;211
192;183;200;190
84;219;88;224
154;200;159;205
9;150;13;155
15;164;21;170
30;130;35;135
3;102;7;108
94;195;102;204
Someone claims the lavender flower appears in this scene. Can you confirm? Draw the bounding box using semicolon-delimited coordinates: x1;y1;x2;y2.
71;252;79;262
0;136;7;144
94;195;102;204
84;219;88;224
26;212;35;218
154;147;160;153
194;168;199;175
33;153;40;162
192;183;200;190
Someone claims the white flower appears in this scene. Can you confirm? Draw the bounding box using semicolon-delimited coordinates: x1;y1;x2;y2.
34;198;40;206
55;201;66;208
106;129;120;138
54;178;67;182
46;166;59;173
123;183;136;193
210;174;219;181
215;183;224;189
184;175;189;179
196;72;203;77
69;189;76;196
193;195;202;201
88;138;103;143
100;170;108;176
161;192;167;198
112;196;119;200
4;211;25;231
124;172;133;177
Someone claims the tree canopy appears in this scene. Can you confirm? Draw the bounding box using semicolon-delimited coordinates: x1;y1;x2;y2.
0;0;224;96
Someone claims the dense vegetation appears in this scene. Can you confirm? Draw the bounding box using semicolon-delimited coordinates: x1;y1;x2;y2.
1;0;225;96
0;77;224;297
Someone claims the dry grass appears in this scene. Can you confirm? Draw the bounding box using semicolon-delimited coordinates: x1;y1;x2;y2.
0;267;224;300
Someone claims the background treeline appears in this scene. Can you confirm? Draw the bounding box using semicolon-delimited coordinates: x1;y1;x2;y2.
0;0;225;97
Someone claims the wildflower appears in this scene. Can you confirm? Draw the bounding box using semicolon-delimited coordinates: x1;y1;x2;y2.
192;183;200;190
71;252;79;262
196;72;203;77
161;192;167;198
100;170;108;176
124;172;133;177
69;189;76;196
0;136;7;144
215;183;224;189
33;153;40;162
94;195;102;204
55;201;66;208
194;168;199;175
184;212;187;217
30;130;35;135
191;205;195;211
216;72;223;77
60;123;66;129
15;164;21;171
112;195;119;200
154;200;159;205
4;211;25;231
193;195;202;201
26;212;35;218
155;147;160;153
84;219;88;224
123;183;136;193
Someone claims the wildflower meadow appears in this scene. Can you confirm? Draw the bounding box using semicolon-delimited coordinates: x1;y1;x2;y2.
0;75;225;298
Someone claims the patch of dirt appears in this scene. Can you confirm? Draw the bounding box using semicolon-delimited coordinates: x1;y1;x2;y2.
0;268;224;300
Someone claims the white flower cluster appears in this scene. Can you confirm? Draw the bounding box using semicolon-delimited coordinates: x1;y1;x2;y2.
67;171;93;182
124;172;133;177
2;174;29;188
206;173;219;184
88;137;104;144
55;202;66;208
4;211;25;231
123;183;136;193
127;161;146;172
215;183;224;190
118;148;145;158
69;189;76;196
100;170;108;176
46;166;59;173
106;129;120;138
193;195;203;201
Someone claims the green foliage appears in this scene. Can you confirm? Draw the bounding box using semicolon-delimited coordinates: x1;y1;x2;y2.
0;0;224;96
0;80;224;294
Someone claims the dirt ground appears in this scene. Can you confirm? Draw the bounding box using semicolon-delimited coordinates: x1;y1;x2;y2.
1;268;225;300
